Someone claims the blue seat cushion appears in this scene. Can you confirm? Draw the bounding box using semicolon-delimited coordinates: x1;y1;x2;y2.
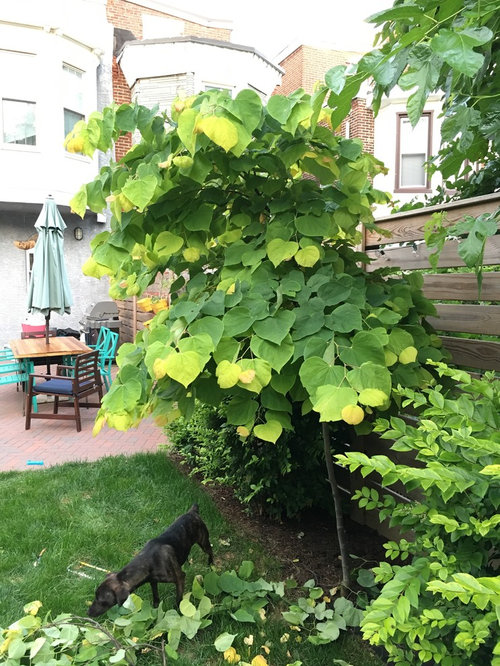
34;378;96;395
34;379;73;395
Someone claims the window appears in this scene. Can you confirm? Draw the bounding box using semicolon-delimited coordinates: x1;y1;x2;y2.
2;99;36;145
63;63;84;140
395;112;432;191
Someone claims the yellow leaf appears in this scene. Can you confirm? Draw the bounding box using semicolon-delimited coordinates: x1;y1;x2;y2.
224;647;241;663
399;346;418;364
151;298;168;313
341;404;364;425
107;412;133;431
82;257;111;279
237;426;250;438
294;246;320;267
117;193;134;212
226;283;236;295
251;656;268;666
137;297;153;312
238;369;256;384
198;115;239;152
216;360;242;389
183;247;201;262
92;415;107;437
153;357;170;380
24;600;42;615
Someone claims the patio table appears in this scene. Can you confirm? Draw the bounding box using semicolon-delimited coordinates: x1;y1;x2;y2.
9;336;92;360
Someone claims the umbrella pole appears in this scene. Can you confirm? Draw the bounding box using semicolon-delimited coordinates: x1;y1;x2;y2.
45;315;51;373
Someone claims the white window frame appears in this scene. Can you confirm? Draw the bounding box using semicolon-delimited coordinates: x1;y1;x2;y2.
2;98;37;147
63;63;85;141
395;111;432;192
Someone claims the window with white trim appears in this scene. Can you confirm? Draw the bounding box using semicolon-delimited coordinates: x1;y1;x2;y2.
0;49;37;147
63;63;84;139
396;112;432;191
2;98;36;145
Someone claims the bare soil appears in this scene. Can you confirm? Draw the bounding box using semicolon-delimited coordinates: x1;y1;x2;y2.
170;453;386;589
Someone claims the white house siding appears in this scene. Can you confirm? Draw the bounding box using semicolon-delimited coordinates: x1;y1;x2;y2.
372;89;444;215
1;209;111;345
118;38;282;103
0;0;113;343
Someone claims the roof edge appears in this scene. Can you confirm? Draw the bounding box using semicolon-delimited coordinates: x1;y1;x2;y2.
118;35;284;74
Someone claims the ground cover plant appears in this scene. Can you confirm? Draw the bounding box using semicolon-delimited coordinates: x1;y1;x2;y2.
337;363;500;665
0;452;384;666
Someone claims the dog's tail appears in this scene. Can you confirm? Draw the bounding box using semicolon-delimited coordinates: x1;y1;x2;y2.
189;503;199;513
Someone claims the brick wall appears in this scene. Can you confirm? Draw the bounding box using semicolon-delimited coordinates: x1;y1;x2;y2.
274;47;303;96
106;0;231;41
112;55;132;160
348;97;374;154
275;45;361;95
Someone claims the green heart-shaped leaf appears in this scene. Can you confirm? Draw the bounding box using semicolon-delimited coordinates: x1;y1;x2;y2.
266;239;299;267
254;420;283;443
164;351;201;387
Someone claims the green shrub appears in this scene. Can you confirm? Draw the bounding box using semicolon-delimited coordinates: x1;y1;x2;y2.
167;402;332;519
336;363;500;666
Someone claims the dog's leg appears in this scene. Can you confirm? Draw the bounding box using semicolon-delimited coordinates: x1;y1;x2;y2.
198;524;214;565
173;565;186;606
150;581;160;608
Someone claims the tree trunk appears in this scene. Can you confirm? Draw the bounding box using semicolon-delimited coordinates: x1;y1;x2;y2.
322;421;350;592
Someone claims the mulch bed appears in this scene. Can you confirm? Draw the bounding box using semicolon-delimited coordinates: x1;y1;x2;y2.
169;452;386;589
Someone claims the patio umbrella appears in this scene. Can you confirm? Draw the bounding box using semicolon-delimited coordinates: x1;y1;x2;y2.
27;197;73;344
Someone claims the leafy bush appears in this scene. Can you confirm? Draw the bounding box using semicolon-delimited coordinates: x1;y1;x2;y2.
167;402;331;519
0;565;366;665
336;363;500;665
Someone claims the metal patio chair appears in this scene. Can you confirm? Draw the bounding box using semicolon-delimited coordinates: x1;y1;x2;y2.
97;328;119;391
0;348;37;412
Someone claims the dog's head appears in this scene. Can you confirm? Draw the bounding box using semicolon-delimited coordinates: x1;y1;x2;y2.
87;573;130;617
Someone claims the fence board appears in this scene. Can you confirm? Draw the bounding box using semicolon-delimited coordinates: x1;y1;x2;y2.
440;336;500;371
422;272;500;301
365;192;500;247
427;304;500;335
365;235;500;271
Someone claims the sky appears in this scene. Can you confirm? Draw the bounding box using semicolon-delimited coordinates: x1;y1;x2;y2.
180;0;390;60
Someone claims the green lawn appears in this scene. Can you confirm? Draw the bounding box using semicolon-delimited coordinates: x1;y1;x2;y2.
0;452;384;665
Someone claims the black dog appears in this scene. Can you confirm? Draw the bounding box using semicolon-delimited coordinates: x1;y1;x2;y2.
88;504;213;617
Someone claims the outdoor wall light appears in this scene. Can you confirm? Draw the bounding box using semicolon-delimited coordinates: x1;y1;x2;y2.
74;226;83;241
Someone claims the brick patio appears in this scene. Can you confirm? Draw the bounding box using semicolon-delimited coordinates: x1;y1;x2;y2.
0;375;166;472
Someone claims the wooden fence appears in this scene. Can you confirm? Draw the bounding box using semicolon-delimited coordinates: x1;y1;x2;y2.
350;191;500;536
116;271;175;343
363;192;500;373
